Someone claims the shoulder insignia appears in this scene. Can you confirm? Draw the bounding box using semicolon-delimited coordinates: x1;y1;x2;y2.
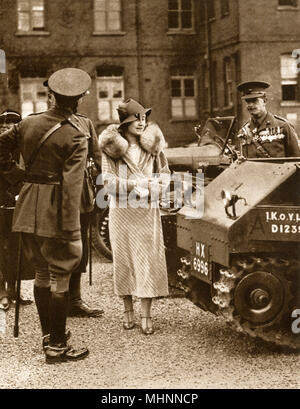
273;114;288;123
65;116;90;140
65;116;82;133
28;112;45;117
273;114;296;130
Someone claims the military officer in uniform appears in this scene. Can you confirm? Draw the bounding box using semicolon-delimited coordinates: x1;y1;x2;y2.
237;81;300;158
44;77;104;318
68;116;104;317
0;68;92;363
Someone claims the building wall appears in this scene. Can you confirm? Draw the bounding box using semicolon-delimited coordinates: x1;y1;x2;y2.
1;0;138;56
239;0;300;42
209;0;240;46
199;0;300;137
0;0;204;147
197;0;241;140
1;0;299;145
1;0;140;131
136;1;204;146
238;0;300;133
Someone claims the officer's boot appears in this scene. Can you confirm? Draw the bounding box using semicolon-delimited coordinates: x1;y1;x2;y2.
34;286;71;351
68;272;104;318
45;292;88;364
33;285;51;337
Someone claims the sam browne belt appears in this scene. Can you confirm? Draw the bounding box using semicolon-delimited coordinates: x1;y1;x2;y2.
24;173;61;185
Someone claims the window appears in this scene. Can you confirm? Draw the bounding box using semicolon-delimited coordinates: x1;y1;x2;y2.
202;63;209;111
171;67;197;119
224;57;233;106
94;0;121;32
281;54;298;102
278;0;298;7
17;0;45;32
96;67;124;122
0;50;5;73
168;0;194;31
220;0;230;17
20;78;48;118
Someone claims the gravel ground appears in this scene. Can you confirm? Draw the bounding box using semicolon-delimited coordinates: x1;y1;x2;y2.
0;255;299;390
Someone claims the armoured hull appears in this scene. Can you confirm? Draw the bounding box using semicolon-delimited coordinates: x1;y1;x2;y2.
176;158;300;349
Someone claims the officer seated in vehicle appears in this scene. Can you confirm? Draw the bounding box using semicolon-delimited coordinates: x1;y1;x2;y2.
237;81;300;158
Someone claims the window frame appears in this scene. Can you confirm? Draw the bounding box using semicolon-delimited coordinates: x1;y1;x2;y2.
17;0;46;34
93;0;123;34
96;75;125;123
170;70;198;120
224;57;234;107
167;0;195;33
19;77;48;118
278;0;298;8
280;53;299;104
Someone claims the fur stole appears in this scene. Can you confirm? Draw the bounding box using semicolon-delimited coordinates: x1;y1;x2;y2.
98;122;166;160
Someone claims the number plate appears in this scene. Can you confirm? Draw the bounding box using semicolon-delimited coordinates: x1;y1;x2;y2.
191;241;212;283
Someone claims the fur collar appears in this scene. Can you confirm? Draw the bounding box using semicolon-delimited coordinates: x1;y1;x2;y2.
98;122;166;160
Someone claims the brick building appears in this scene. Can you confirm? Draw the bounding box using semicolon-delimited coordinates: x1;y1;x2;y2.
206;0;300;138
0;0;299;147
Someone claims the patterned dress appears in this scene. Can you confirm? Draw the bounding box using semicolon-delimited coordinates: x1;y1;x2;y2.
101;143;169;298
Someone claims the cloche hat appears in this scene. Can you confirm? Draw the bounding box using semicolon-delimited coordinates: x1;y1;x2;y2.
117;99;151;128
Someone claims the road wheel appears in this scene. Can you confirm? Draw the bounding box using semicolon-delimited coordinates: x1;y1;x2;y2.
212;255;300;349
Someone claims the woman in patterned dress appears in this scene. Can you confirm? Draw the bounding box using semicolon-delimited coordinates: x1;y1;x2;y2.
99;99;170;335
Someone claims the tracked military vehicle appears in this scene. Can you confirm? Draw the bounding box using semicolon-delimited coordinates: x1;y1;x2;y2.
176;157;300;349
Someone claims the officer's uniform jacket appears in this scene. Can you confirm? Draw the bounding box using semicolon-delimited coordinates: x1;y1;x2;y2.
237;112;300;158
71;113;102;213
0;107;88;240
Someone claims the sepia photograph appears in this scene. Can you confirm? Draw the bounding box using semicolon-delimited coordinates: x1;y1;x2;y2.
0;0;299;393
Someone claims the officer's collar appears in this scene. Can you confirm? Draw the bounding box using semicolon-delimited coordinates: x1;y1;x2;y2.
250;112;271;131
50;106;76;117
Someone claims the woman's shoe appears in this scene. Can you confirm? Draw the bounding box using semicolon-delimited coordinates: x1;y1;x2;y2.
123;310;135;330
141;317;154;335
0;297;10;311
